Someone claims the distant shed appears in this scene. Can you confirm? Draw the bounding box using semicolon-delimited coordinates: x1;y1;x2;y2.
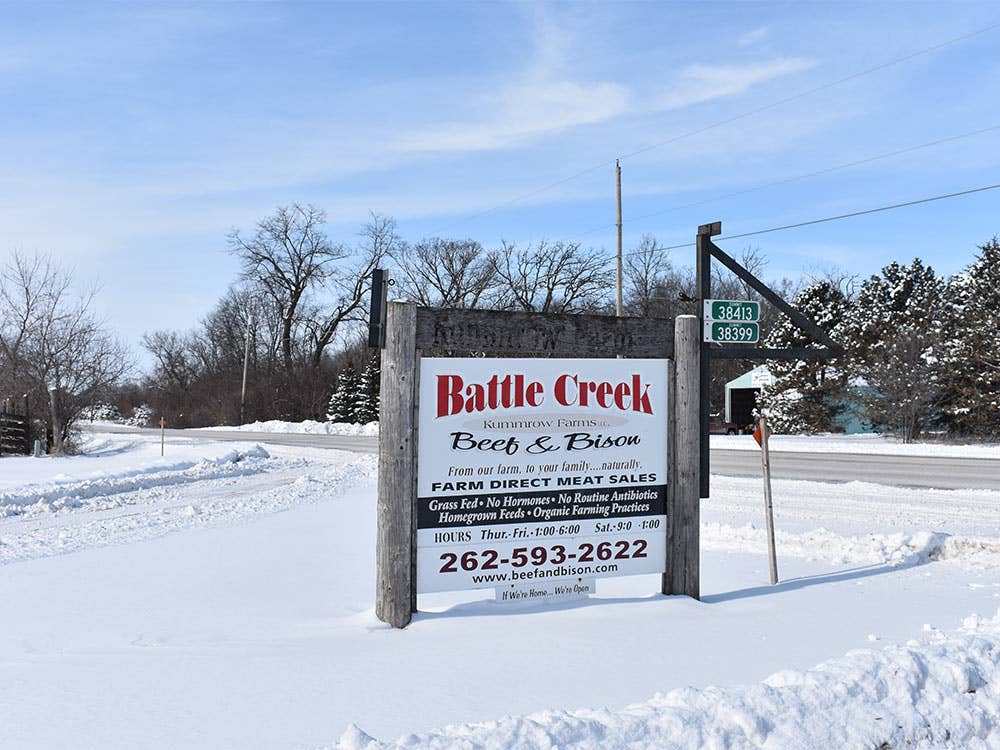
725;364;873;434
724;365;773;430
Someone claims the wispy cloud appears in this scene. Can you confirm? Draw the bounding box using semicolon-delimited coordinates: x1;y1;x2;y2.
400;78;630;153
738;26;770;47
399;7;630;154
402;33;813;156
655;58;815;111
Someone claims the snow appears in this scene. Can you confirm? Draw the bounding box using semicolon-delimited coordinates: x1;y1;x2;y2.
1;431;998;749
703;474;1000;539
712;431;1000;458
330;612;1000;749
0;432;375;563
0;431;270;495
202;419;380;436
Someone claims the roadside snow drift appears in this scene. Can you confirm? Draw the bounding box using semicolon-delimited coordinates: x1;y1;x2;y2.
332;612;1000;750
203;419;379;436
0;445;272;517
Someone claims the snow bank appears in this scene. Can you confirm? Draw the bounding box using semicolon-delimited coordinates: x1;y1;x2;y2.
712;432;1000;458
203;419;380;436
332;612;1000;749
703;524;1000;569
704;475;1000;539
0;448;377;565
0;445;273;518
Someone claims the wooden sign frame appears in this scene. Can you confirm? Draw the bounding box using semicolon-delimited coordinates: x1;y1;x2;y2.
376;304;700;628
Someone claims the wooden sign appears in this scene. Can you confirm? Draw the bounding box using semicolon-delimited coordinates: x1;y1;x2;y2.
376;302;701;629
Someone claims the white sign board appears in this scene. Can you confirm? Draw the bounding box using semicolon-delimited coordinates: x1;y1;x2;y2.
416;357;669;594
496;578;595;604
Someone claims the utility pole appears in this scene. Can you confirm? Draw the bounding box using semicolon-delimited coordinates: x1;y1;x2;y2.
615;159;623;317
240;311;253;425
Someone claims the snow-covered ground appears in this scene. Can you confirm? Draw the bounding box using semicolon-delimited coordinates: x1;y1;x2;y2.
1;431;998;748
712;431;1000;458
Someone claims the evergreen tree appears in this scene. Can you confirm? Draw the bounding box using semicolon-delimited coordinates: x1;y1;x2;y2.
937;238;1000;438
758;281;849;433
327;366;360;423
126;404;153;427
82;403;121;422
354;353;381;423
841;259;945;442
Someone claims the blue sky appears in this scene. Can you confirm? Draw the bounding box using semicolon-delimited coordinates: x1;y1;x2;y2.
2;1;999;360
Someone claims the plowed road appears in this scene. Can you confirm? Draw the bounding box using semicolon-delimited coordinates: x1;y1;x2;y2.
86;425;1000;490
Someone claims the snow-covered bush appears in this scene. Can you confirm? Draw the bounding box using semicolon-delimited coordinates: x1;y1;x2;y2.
126;404;153;427
80;403;121;422
327;367;360;423
354;353;380;423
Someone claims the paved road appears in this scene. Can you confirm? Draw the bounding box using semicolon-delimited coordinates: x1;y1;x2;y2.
86;425;1000;490
709;450;1000;491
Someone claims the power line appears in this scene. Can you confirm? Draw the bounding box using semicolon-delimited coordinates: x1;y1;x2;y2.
615;21;999;164
636;182;1000;256
571;123;1000;241
430;19;1000;236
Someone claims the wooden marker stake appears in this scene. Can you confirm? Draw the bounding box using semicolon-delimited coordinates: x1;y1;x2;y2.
757;414;778;584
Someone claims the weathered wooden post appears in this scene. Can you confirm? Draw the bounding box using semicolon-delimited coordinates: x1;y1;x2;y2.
48;385;62;455
376;301;418;629
759;413;778;585
22;394;30;456
665;314;700;599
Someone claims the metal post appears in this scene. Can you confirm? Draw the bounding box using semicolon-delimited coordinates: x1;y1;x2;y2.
696;227;712;498
759;414;778;584
368;269;390;349
240;311;253;425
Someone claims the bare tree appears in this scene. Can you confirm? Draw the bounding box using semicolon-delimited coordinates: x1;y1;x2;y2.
492;240;614;313
0;252;130;452
391;237;497;308
625;234;665;317
228;204;346;370
304;213;396;367
710;246;768;300
142;330;197;393
146;212;394;426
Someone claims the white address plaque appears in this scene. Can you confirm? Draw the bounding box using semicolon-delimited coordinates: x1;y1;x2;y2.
416;357;669;594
